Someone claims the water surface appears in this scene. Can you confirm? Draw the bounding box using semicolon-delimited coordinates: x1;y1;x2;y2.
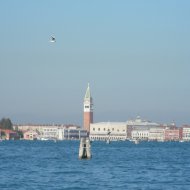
0;141;190;189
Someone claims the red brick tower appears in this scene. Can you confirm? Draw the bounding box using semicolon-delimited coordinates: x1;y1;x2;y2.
83;83;93;133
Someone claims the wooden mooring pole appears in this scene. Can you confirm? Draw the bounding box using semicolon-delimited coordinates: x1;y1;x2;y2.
79;137;92;159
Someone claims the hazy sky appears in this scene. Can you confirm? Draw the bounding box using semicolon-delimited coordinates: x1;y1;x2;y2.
0;0;190;126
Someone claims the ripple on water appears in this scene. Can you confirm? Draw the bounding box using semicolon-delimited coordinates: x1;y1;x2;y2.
0;141;190;190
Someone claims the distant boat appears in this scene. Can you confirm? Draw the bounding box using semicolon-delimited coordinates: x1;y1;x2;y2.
40;137;49;141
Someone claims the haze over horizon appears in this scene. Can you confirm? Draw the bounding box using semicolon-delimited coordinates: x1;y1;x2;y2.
1;0;190;126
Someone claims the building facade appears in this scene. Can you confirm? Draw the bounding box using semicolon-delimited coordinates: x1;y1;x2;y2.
23;130;39;140
57;127;87;140
181;125;190;141
126;116;160;139
0;129;19;140
40;126;58;140
131;129;149;140
164;128;180;141
90;122;128;141
149;128;165;141
83;84;93;133
14;124;61;134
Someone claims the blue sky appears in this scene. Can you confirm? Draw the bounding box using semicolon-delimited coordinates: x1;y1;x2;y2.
0;0;190;126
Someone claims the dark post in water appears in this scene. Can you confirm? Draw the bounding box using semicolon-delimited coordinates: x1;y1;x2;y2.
79;137;91;159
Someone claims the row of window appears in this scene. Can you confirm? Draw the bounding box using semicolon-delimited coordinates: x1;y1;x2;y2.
92;128;126;132
43;129;57;132
90;137;126;140
183;134;190;137
132;133;149;136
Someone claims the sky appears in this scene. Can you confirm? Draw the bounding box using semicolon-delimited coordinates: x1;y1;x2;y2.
0;0;190;126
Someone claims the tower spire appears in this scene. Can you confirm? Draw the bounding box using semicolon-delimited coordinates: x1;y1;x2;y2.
84;83;91;100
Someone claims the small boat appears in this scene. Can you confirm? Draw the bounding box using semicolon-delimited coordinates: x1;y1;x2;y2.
40;137;49;141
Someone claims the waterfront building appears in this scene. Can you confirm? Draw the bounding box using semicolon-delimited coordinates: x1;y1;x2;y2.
0;129;19;140
16;124;61;140
83;84;93;133
14;124;61;134
23;130;39;140
90;122;128;141
181;125;190;141
164;128;180;141
131;129;149;141
127;116;160;128
40;126;59;140
126;116;160;138
148;128;165;141
57;127;87;140
14;124;42;132
14;124;83;140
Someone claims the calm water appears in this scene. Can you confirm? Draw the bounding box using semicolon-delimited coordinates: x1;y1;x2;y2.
0;141;190;190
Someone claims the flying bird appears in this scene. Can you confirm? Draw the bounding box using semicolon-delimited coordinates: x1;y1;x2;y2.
50;36;56;43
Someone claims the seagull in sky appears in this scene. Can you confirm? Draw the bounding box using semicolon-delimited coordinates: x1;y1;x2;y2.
50;36;56;43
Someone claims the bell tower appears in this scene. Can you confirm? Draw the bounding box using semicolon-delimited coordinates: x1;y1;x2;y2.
83;83;93;133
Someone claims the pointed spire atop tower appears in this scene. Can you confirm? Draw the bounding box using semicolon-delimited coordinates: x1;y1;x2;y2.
84;83;91;100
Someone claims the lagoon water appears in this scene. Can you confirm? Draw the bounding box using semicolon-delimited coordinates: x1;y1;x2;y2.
0;141;190;190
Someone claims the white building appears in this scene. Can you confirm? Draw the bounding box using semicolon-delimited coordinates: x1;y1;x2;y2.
14;124;84;140
131;129;149;140
182;126;190;141
126;116;160;139
14;124;61;134
40;126;59;140
14;124;44;132
127;116;160;128
90;122;128;141
23;130;39;140
57;127;87;140
148;128;165;141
